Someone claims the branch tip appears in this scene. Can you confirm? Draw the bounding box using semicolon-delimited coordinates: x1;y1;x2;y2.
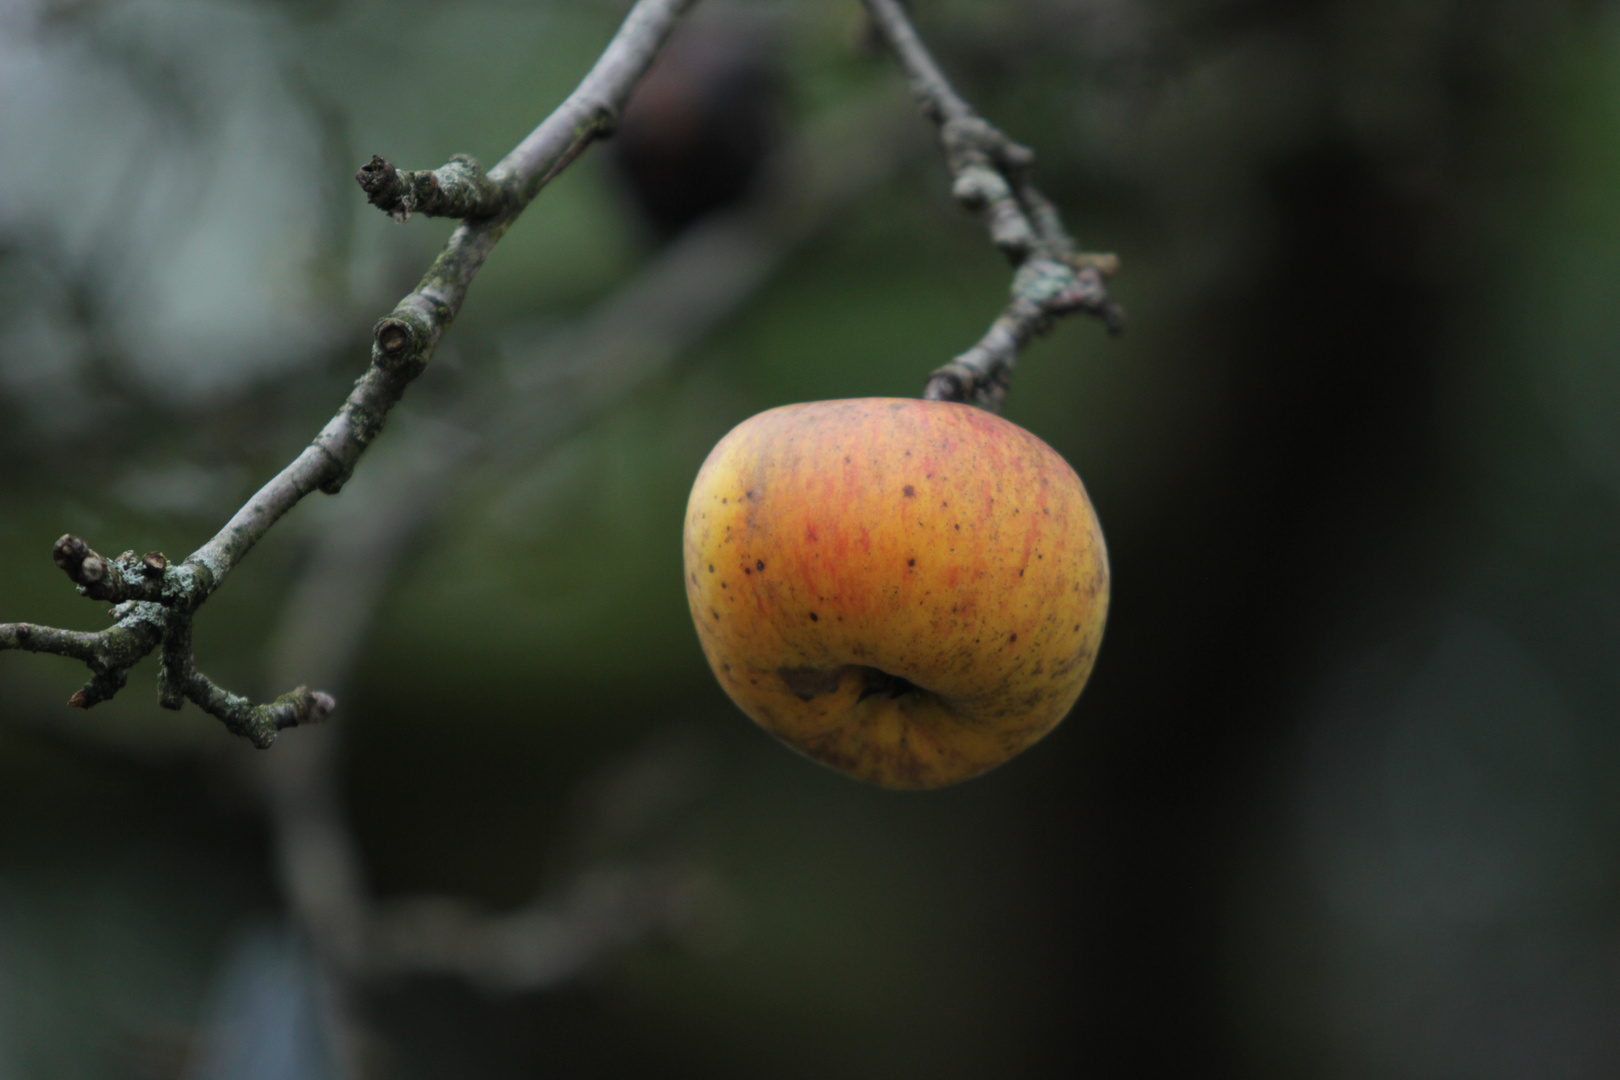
358;152;508;222
53;533;93;578
356;154;397;198
68;664;132;711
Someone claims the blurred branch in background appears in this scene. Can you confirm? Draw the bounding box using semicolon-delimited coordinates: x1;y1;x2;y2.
0;0;699;744
247;90;919;1074
860;0;1123;411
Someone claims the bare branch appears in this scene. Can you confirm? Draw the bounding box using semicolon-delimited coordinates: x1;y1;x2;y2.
185;672;334;749
366;864;711;992
0;0;700;742
355;154;505;223
3;604;166;708
861;0;1123;411
191;0;699;588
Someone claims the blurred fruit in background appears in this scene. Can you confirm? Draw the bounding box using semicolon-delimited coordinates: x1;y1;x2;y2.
609;6;785;239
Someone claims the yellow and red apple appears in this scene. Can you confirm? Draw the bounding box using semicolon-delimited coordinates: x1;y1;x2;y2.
683;398;1108;789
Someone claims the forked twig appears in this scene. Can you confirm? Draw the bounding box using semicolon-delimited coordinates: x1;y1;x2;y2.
861;0;1123;411
0;0;700;743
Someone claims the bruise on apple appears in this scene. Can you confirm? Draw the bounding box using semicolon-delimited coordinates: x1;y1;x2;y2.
682;398;1109;790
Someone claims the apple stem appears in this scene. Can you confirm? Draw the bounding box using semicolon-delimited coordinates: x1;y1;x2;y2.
860;0;1125;412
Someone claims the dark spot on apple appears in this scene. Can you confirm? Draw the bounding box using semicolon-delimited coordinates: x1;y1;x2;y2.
809;612;819;622
908;558;916;567
747;490;756;500
711;610;720;620
708;565;714;573
858;667;920;703
721;582;728;589
778;666;842;701
955;524;960;531
722;498;727;504
1009;633;1017;643
903;486;916;498
722;662;731;671
1073;624;1081;632
744;567;751;574
756;560;765;572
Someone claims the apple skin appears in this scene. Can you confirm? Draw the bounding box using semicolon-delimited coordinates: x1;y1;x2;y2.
683;398;1109;790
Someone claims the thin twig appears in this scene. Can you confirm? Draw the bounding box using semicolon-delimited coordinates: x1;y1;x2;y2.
0;0;699;744
861;0;1123;411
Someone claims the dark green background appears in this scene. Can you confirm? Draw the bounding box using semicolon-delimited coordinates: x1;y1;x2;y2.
2;0;1618;1075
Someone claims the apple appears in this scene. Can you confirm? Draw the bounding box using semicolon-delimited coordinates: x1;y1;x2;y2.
683;398;1108;789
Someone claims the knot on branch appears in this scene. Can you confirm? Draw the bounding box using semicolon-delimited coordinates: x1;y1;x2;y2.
374;317;417;367
371;301;438;380
583;97;620;137
1015;257;1125;333
1058;255;1126;335
318;296;440;490
51;534;211;608
940;115;1032;172
357;154;509;223
939;117;1041;258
